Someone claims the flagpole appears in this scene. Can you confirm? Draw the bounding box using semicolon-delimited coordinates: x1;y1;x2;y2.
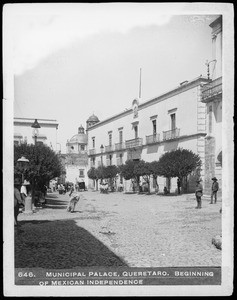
139;68;142;99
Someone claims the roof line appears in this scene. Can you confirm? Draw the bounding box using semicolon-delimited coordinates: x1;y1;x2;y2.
14;117;58;122
87;76;210;130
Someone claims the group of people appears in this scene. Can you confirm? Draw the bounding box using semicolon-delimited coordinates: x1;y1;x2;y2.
195;177;219;209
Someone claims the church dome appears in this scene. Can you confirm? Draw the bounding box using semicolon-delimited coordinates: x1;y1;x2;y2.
87;114;100;123
69;133;88;144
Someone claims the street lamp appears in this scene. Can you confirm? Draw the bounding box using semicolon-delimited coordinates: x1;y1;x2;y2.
100;144;104;166
31;119;41;145
17;156;29;184
205;59;217;80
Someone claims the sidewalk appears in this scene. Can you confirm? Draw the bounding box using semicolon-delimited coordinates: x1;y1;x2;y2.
15;191;222;268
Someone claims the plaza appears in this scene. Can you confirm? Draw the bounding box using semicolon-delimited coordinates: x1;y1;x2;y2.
15;191;222;269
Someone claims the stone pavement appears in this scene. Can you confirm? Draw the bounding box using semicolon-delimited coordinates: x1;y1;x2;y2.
15;191;222;268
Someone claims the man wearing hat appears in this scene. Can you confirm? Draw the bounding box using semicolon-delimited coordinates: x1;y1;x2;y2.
195;179;203;209
210;177;219;204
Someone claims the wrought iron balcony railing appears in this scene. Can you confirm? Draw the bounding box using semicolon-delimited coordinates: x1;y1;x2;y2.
105;145;114;152
146;133;160;144
89;148;96;155
201;77;222;102
115;142;126;151
125;138;143;149
163;128;180;141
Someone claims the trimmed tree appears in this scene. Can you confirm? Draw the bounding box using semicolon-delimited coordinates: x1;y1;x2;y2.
119;160;140;192
14;142;62;204
134;160;152;194
157;148;202;192
103;165;119;191
87;166;106;190
87;167;99;191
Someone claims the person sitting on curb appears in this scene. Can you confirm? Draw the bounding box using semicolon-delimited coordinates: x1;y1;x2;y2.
195;179;203;209
67;186;80;213
210;177;219;204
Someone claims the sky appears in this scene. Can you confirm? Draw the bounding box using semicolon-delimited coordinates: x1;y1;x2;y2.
5;3;220;153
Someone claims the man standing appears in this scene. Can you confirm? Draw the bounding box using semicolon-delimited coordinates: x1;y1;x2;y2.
177;178;181;195
195;179;203;209
210;177;219;204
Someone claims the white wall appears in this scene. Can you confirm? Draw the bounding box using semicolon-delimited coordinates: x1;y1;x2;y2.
65;165;89;187
87;81;206;192
14;123;58;150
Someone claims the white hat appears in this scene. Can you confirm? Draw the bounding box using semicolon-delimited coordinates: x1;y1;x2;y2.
23;180;30;185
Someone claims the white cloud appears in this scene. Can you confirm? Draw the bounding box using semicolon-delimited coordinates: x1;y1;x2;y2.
6;4;172;75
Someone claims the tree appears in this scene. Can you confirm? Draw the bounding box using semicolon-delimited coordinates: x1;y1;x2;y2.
103;165;119;191
119;160;140;192
134;160;152;194
157;148;202;192
14;143;62;203
87;167;98;190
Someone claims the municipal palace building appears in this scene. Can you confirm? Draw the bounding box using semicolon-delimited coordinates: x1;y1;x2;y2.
14;16;222;195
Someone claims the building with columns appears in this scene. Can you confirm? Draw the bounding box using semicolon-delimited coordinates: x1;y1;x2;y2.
87;76;209;193
14;117;59;150
201;15;222;194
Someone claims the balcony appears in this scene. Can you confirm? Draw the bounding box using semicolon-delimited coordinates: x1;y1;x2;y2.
105;145;114;152
163;128;180;141
89;149;96;155
146;133;160;145
115;142;126;151
201;77;222;103
125;138;143;149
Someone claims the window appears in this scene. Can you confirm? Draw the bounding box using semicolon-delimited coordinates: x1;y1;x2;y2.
109;133;112;146
109;155;112;166
134;125;138;139
119;130;123;144
92;137;95;148
170;113;176;130
152;120;157;135
81;145;85;151
79;169;84;177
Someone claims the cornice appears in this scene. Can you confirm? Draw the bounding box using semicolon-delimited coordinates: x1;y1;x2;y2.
87;76;209;131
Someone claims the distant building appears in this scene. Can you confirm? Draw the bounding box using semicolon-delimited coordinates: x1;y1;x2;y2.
14;117;59;150
201;16;222;194
87;76;209;193
63;125;89;186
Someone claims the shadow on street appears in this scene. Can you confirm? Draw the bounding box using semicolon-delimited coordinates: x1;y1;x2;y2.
15;219;128;268
44;195;69;209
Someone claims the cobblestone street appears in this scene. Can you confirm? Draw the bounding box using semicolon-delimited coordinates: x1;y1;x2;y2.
15;191;222;268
